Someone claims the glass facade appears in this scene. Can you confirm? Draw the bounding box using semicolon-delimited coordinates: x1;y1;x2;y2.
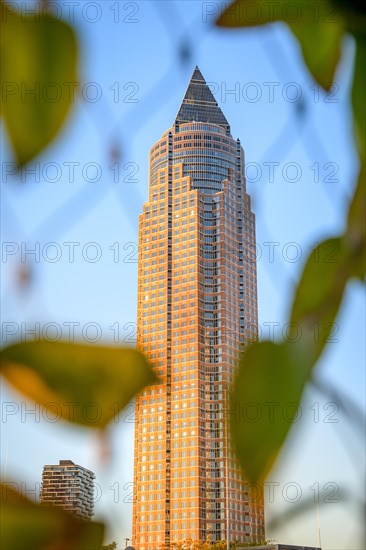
132;67;264;549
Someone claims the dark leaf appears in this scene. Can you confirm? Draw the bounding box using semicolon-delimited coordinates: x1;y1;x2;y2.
0;482;104;550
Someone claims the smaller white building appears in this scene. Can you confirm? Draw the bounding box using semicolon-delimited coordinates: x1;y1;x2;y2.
40;459;95;520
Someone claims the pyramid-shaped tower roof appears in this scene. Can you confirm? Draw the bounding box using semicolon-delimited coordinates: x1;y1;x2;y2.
175;66;231;135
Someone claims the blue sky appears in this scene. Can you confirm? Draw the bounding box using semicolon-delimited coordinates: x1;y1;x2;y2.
1;1;365;548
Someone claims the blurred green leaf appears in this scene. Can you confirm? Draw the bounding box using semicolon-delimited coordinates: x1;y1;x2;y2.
289;237;348;364
230;341;308;484
332;0;366;35
0;340;157;429
0;3;78;166
289;12;344;90
216;0;285;26
232;174;364;488
345;168;366;282
216;0;344;90
351;34;366;164
217;0;365;503
289;195;365;359
0;482;104;550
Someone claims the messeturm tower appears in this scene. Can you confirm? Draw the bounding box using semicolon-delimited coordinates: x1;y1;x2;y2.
132;67;264;549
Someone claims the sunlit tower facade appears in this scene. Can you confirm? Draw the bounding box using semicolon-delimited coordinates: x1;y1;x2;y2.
132;67;264;549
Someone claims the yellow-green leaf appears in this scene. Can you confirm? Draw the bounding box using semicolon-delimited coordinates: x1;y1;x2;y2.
345;35;366;281
289;237;348;364
230;341;308;484
351;33;366;164
0;340;157;428
216;0;285;27
0;3;78;165
216;0;344;90
289;12;344;90
345;166;366;281
289;230;364;364
0;482;104;550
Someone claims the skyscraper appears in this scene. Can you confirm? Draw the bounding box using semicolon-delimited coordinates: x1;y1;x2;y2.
40;460;94;520
132;67;264;549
